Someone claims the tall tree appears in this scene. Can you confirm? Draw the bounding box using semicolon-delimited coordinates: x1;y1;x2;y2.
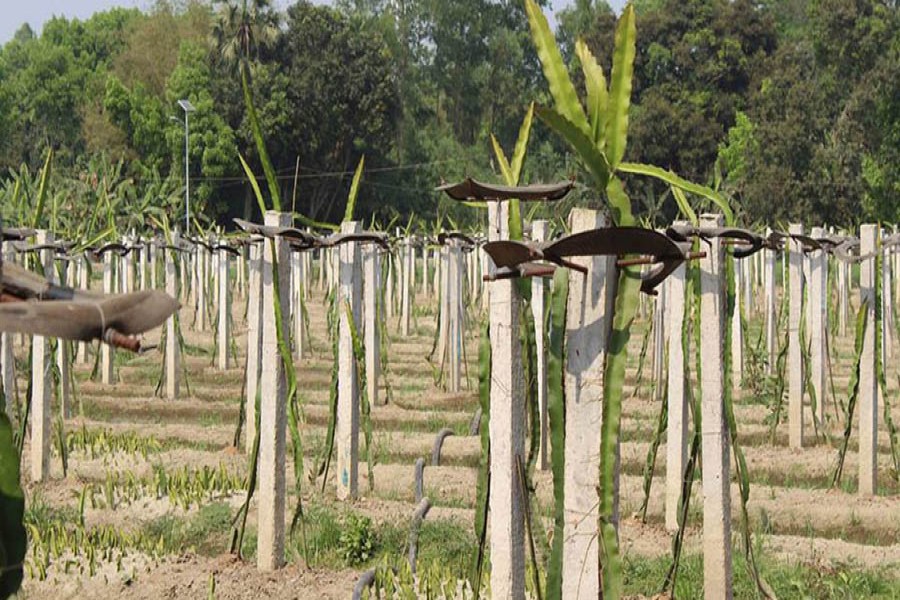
211;0;282;209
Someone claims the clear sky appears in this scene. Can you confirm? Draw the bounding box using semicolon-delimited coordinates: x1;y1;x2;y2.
1;0;629;45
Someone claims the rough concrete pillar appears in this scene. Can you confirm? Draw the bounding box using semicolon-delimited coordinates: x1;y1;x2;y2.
881;236;893;361
197;244;207;331
139;240;148;291
699;213;733;599
562;209;615;600
244;241;263;451
0;241;13;411
385;250;395;321
401;239;412;336
764;230;776;374
809;227;827;427
363;245;381;407
665;243;688;532
653;267;667;400
123;240;134;293
101;251;115;385
859;224;878;496
217;248;231;371
448;241;463;393
237;244;246;298
77;256;90;364
731;258;743;388
31;230;53;482
149;242;157;291
788;223;805;449
292;250;305;360
56;258;72;418
487;201;525;600
436;246;449;372
838;252;849;337
257;213;290;571
337;221;363;500
423;244;430;300
531;220;549;471
165;239;180;400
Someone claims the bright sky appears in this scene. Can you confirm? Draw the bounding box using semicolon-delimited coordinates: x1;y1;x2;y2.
1;0;629;45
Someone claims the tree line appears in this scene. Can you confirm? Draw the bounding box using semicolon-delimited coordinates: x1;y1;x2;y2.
0;0;897;228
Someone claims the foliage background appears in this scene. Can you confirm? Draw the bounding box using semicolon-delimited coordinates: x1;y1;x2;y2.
0;0;898;230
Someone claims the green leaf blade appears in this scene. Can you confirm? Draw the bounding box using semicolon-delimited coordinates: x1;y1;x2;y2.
525;0;591;139
605;4;636;170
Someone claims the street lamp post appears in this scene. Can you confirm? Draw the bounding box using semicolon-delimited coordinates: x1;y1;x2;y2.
177;99;196;235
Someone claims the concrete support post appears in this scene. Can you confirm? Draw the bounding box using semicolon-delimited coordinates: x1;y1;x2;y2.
164;239;180;400
423;244;430;300
859;224;878;496
237;244;246;298
385;251;395;321
337;221;363;500
401;239;412;336
839;254;849;337
139;241;148;291
197;244;208;331
665;237;688;532
699;214;732;599
562;209;615;599
244;241;263;451
531;220;549;471
809;227;827;427
653;270;667;400
31;230;53;482
764;230;777;374
101;251;115;385
731;258;743;388
448;241;463;393
788;223;805;449
56;258;72;418
77;256;90;364
0;242;13;411
217;248;231;371
487;201;525;600
882;237;893;361
123;240;134;294
292;251;305;360
363;245;381;407
436;247;449;371
257;213;290;571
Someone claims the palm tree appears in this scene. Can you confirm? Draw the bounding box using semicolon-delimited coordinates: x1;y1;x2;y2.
210;0;283;211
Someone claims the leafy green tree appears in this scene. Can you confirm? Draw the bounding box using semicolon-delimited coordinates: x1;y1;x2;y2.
166;41;238;217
